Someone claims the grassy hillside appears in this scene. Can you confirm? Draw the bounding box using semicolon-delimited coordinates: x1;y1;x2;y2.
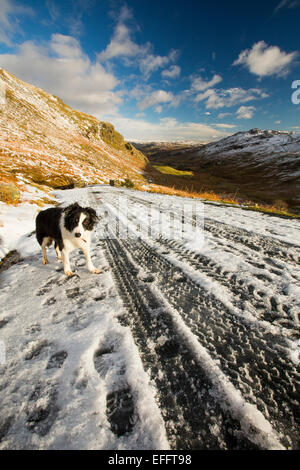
0;68;148;204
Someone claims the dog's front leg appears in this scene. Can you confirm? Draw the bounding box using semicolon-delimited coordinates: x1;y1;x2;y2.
61;248;74;276
81;245;100;274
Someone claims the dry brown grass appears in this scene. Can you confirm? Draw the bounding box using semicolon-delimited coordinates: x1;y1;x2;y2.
0;182;20;204
134;182;300;219
135;182;239;204
243;202;300;218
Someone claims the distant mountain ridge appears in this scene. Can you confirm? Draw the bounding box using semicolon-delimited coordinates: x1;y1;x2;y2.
134;129;300;213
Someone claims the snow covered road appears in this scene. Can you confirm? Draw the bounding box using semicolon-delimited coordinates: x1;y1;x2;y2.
0;186;299;450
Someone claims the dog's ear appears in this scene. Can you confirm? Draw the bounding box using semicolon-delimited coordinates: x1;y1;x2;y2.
83;207;99;230
64;202;80;215
85;207;99;222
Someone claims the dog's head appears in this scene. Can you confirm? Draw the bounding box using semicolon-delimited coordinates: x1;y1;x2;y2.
63;203;99;238
83;207;99;231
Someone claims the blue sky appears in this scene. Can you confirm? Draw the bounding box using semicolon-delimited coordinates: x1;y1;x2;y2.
0;0;299;141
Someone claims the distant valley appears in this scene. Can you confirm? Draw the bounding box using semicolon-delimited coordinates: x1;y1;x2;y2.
133;129;300;214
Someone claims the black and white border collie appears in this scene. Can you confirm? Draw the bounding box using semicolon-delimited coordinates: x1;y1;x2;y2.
36;202;100;276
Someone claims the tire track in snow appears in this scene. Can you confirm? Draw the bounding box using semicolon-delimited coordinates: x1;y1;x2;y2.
101;226;293;449
102;236;263;450
95;193;299;449
126;194;300;266
105;190;300;290
100;192;300;337
116;234;299;449
204;218;300;266
155;236;300;339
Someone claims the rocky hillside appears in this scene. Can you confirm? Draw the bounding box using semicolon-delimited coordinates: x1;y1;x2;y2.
0;68;148;204
134;129;300;213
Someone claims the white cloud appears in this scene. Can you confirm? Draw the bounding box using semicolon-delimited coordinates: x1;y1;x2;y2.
129;84;152;101
98;6;178;79
130;84;182;112
135;113;145;118
111;116;230;142
46;0;60;21
214;123;236;128
236;106;256;119
50;34;82;58
44;0;94;36
138;90;176;111
0;34;122;117
98;21;148;62
139;50;178;78
0;0;34;45
274;0;300;14
217;112;232;118
161;65;181;79
195;87;268;109
191;74;222;92
233;41;298;78
67;0;95;36
274;0;289;12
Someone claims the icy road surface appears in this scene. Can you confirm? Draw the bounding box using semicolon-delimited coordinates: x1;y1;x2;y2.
0;186;299;450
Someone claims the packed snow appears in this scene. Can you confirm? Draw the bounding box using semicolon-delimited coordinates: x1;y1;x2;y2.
0;186;299;449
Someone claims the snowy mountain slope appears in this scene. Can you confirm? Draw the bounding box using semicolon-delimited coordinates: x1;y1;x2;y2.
197;128;300;159
0;186;299;450
0;68;148;204
135;129;300;212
